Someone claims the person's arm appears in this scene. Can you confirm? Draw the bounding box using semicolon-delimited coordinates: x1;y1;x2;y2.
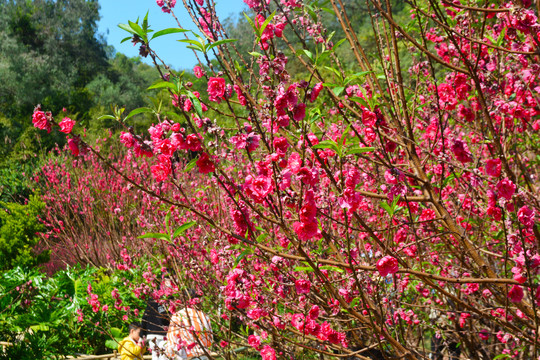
120;340;146;357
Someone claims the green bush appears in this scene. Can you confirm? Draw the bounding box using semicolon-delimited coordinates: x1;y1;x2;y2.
0;195;48;271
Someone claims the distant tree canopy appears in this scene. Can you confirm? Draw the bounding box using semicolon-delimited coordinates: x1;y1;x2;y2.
0;0;161;168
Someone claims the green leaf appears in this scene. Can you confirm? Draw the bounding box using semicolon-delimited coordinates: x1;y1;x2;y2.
298;49;314;62
186;45;203;52
138;233;170;241
234;250;251;267
348;96;369;108
172;221;197;238
256;233;268;243
346;146;374;155
128;20;145;39
319;265;344;273
259;10;276;36
316;51;331;66
312;140;339;154
187;92;203;118
248;51;263;57
165;211;171;235
184;158;197;172
333;38;347;50
207;38;238;52
105;339;120;350
124;107;153;121
118;23;138;35
110;327;123;338
294;266;314;272
98;115;116;121
151;28;189;40
148;81;177;91
120;36;132;44
243;12;258;36
333;86;345;96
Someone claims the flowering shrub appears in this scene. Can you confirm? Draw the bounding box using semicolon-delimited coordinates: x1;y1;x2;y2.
34;0;540;359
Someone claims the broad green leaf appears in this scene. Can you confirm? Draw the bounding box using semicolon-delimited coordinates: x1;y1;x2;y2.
333;86;345;96
319;265;344;273
151;28;188;40
98;115;116;121
243;12;258;36
172;221;197;238
124;107;153;121
118;23;137;35
138;233;170;241
207;38;238;52
105;339;120;350
187;92;203;118
148;81;177;91
346;146;374;155
256;233;268;243
259;10;276;37
312;140;339;154
294;266;314;272
128;20;145;39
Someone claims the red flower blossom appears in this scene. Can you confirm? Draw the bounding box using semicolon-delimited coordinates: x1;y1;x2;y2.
151;155;172;182
496;178;516;200
59;117;75;134
508;285;524;303
485;159;502;177
32;108;52;133
295;279;311;294
196;152;215;174
207;77;226;103
376;255;399;277
260;345;276;360
517;206;535;228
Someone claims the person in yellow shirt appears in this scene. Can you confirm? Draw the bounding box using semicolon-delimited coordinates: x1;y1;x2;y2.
118;323;146;360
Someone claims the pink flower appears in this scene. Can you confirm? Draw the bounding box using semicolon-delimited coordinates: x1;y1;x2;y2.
496;178;516;200
291;313;305;331
220;340;228;348
295;279;311;294
185;134;202;151
485;158;502;177
59;117;75;134
260;345;276;360
194;65;204;78
517;206;535;228
207;77;226;103
508;285;524;303
196;152;215;174
479;329;490;341
151;155;172;182
376;256;399;277
293;103;306;121
248;335;261;349
67;137;80;156
451;139;472;163
288;152;302;173
310;82;323;102
308;305;320;319
120;132;135;148
32;109;52;133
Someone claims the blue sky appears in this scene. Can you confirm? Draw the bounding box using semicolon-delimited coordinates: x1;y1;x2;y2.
97;0;247;70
